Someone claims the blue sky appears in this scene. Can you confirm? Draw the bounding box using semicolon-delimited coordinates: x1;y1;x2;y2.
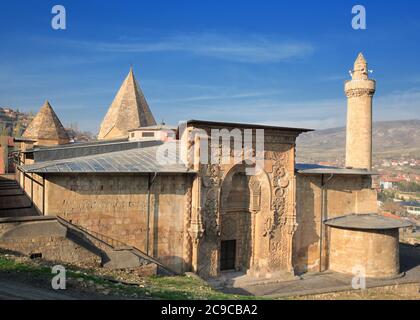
0;0;419;133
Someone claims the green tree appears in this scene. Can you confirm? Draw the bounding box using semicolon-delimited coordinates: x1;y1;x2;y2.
395;182;420;193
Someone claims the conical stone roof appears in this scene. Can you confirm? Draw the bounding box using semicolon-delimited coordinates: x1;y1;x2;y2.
352;52;369;80
98;68;157;140
355;52;367;65
22;101;70;145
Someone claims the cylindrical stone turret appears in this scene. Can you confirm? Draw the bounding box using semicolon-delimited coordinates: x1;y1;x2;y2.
344;53;376;170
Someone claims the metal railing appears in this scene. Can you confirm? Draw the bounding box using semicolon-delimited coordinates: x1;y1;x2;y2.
56;216;126;250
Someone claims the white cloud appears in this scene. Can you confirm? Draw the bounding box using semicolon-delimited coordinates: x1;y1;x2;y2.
151;89;282;103
60;33;314;63
155;87;420;130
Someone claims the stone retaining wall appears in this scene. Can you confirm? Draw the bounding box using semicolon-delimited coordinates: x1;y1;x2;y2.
0;219;101;267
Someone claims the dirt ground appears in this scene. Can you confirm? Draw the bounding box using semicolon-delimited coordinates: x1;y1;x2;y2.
295;288;420;300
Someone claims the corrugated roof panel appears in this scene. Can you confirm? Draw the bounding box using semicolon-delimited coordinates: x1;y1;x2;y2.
66;162;83;172
20;141;192;174
77;160;94;172
89;159;106;172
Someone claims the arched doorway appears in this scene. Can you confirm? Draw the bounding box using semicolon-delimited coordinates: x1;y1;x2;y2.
219;165;271;275
220;170;251;271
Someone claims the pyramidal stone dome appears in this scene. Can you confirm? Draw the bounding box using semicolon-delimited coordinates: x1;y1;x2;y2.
98;68;157;140
22;101;70;146
355;52;367;65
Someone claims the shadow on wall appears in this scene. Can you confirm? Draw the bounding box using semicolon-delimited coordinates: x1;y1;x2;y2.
293;175;370;275
293;180;316;275
0;220;104;267
399;243;420;273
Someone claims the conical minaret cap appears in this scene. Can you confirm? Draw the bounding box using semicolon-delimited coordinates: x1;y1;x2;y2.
355;52;367;65
98;67;157;140
352;52;369;80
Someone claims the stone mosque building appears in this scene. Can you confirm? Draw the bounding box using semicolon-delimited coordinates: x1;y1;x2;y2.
4;53;410;280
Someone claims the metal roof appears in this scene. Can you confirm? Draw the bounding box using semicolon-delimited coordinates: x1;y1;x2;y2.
324;214;412;230
31;138;129;150
25;140;163;162
295;163;376;175
19;142;193;174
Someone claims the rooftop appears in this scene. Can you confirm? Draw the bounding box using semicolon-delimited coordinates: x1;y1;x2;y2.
400;201;420;207
295;163;376;175
23;139;162;162
324;213;412;230
128;124;177;131
185;119;313;133
19;142;193;174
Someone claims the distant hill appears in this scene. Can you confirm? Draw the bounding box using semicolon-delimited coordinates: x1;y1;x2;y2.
0;107;34;136
296;120;420;163
0;106;95;142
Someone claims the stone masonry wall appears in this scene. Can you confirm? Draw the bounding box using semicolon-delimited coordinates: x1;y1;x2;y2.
328;227;399;278
0;220;101;267
293;174;378;274
43;173;189;273
0;235;101;267
22;173;44;215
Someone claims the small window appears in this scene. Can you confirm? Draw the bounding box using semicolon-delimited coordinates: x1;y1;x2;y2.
131;133;135;138
142;132;155;137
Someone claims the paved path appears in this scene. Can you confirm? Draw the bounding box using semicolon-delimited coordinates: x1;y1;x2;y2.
0;275;126;300
219;244;420;298
0;278;80;300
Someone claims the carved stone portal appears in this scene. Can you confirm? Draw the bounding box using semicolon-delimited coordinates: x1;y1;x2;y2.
184;126;298;279
194;152;295;279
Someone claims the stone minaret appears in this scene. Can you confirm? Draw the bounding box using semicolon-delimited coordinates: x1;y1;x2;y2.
344;53;376;170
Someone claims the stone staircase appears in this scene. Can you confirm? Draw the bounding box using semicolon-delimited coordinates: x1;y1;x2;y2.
0;175;176;275
0;175;39;218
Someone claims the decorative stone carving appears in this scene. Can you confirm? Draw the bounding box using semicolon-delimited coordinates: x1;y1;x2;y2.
203;193;219;237
249;176;261;212
201;163;222;238
262;217;272;237
208;164;222;186
188;212;204;245
183;184;193;268
345;88;375;98
264;151;290;237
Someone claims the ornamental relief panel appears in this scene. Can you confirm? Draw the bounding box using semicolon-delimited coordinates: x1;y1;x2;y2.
200;163;222;239
345;88;375;98
264;151;291;238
